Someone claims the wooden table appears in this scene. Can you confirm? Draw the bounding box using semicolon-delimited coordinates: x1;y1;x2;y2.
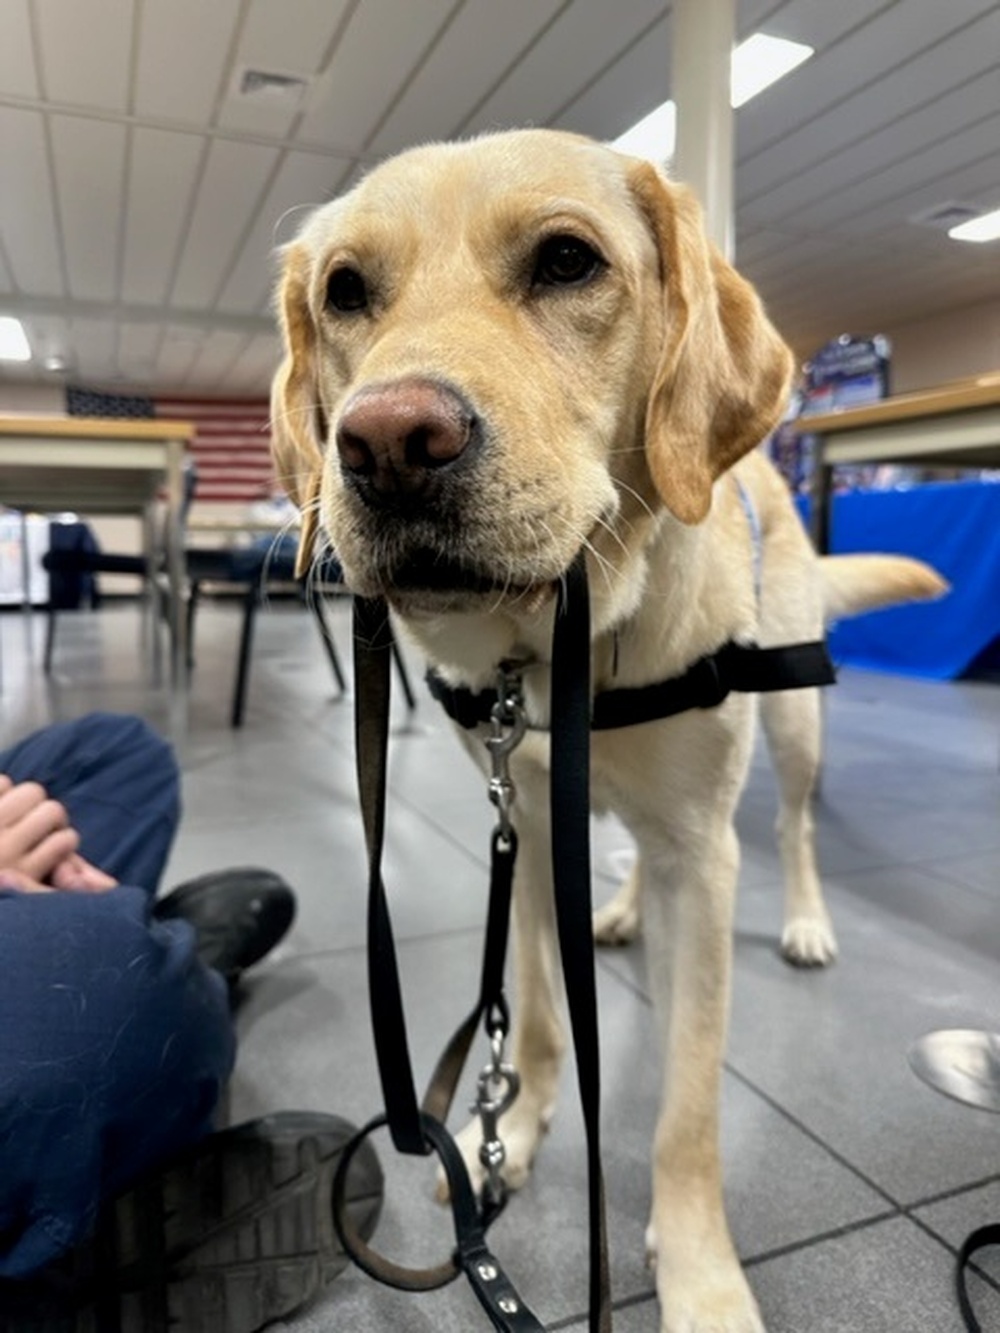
796;374;1000;551
0;414;194;681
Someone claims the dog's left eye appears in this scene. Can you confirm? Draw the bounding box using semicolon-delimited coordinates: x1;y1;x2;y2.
326;266;369;313
532;234;604;288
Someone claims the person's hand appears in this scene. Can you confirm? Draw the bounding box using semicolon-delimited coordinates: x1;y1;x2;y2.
0;776;117;893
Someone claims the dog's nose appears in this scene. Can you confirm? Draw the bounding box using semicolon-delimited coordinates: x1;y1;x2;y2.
336;379;477;498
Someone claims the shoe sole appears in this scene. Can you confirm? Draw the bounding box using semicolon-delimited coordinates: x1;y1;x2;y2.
2;1112;382;1333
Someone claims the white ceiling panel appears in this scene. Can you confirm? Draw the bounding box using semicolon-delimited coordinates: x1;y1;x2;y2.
0;0;40;98
462;0;667;136
551;11;670;140
784;115;1000;236
218;0;354;137
134;0;242;126
50;114;127;302
222;331;280;393
738;7;1000;207
69;314;118;380
181;327;248;385
0;107;64;296
366;0;565;157
742;0;898;50
738;67;1000;221
737;0;997;163
298;0;457;153
216;149;350;315
115;320;164;383
20;312;72;366
120;127;206;307
169;139;281;310
33;0;133;112
154;325;205;385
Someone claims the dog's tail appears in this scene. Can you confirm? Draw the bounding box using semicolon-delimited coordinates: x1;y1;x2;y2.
819;554;949;622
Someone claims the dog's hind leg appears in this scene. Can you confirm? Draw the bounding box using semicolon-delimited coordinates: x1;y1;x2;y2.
760;686;837;966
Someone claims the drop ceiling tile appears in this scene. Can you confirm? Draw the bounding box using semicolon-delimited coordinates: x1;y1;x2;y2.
215;149;350;314
0;243;14;295
115;321;163;384
69;314;119;381
0;108;64;297
221;330;280;388
50;114;127;302
134;0;242;125
0;0;40;98
737;0;997;164
218;0;353;137
366;0;564;157
121;127;206;306
181;326;248;385
297;0;456;152
169;138;281;310
154;325;205;387
461;0;666;136
737;8;1000;208
551;10;669;141
19;313;73;372
34;0;132;111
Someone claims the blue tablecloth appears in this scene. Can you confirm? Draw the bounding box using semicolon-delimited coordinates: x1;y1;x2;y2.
799;481;1000;679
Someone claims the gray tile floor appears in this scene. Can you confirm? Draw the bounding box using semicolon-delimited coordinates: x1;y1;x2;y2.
2;596;1000;1332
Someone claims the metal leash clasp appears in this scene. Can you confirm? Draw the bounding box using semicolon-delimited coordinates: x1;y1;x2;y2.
474;1027;521;1211
485;660;528;848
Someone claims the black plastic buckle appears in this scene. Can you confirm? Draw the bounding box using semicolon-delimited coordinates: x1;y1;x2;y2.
689;653;730;710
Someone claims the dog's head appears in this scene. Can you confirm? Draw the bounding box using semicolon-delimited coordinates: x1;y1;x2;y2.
272;129;792;616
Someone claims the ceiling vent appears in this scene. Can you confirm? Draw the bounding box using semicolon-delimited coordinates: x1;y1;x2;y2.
909;202;984;231
233;67;310;104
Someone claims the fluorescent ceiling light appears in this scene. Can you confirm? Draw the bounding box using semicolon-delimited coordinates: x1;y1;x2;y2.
614;32;814;160
948;206;1000;243
613;99;677;162
730;33;814;108
0;315;31;363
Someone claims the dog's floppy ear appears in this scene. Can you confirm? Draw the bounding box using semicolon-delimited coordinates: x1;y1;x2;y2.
629;161;793;524
271;242;326;577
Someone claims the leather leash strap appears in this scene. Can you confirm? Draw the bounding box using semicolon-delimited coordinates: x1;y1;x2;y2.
335;556;610;1331
957;1225;1000;1330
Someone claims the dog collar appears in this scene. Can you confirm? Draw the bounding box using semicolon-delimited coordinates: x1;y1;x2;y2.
426;638;836;732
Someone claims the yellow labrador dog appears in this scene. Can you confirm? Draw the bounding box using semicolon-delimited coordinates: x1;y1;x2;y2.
272;129;944;1333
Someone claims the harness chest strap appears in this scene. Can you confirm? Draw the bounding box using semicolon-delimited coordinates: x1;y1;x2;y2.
427;638;837;732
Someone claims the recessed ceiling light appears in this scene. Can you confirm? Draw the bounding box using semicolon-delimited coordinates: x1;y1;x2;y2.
0;315;31;362
612;100;677;162
730;33;814;109
949;206;1000;243
613;32;815;161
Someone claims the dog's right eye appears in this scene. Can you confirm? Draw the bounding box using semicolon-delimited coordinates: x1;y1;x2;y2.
326;266;369;313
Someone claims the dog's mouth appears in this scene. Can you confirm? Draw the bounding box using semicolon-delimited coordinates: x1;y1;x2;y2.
382;548;554;612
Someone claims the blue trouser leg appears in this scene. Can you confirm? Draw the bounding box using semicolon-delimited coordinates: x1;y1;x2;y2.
0;714;236;1278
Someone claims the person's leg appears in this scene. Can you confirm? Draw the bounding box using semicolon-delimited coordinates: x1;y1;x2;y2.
0;712;180;894
0;883;234;1279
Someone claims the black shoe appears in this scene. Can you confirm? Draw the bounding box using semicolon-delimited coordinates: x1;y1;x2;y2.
152;869;296;986
0;1111;383;1333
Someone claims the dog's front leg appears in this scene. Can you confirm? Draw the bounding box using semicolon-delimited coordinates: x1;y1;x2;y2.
445;754;566;1198
643;819;764;1333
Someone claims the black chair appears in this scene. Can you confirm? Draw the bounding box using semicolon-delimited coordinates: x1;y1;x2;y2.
42;532;416;728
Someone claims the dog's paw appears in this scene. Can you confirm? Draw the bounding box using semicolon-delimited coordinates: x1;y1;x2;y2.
435;1100;552;1204
780;914;838;967
593;894;641;946
646;1223;765;1333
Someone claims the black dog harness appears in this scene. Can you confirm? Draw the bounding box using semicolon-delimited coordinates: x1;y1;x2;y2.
427;636;836;733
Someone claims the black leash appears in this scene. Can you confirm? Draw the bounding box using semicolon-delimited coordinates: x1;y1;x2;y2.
957;1225;1000;1331
334;552;609;1332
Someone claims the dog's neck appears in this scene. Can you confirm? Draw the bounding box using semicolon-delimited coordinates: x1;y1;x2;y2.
397;477;756;703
